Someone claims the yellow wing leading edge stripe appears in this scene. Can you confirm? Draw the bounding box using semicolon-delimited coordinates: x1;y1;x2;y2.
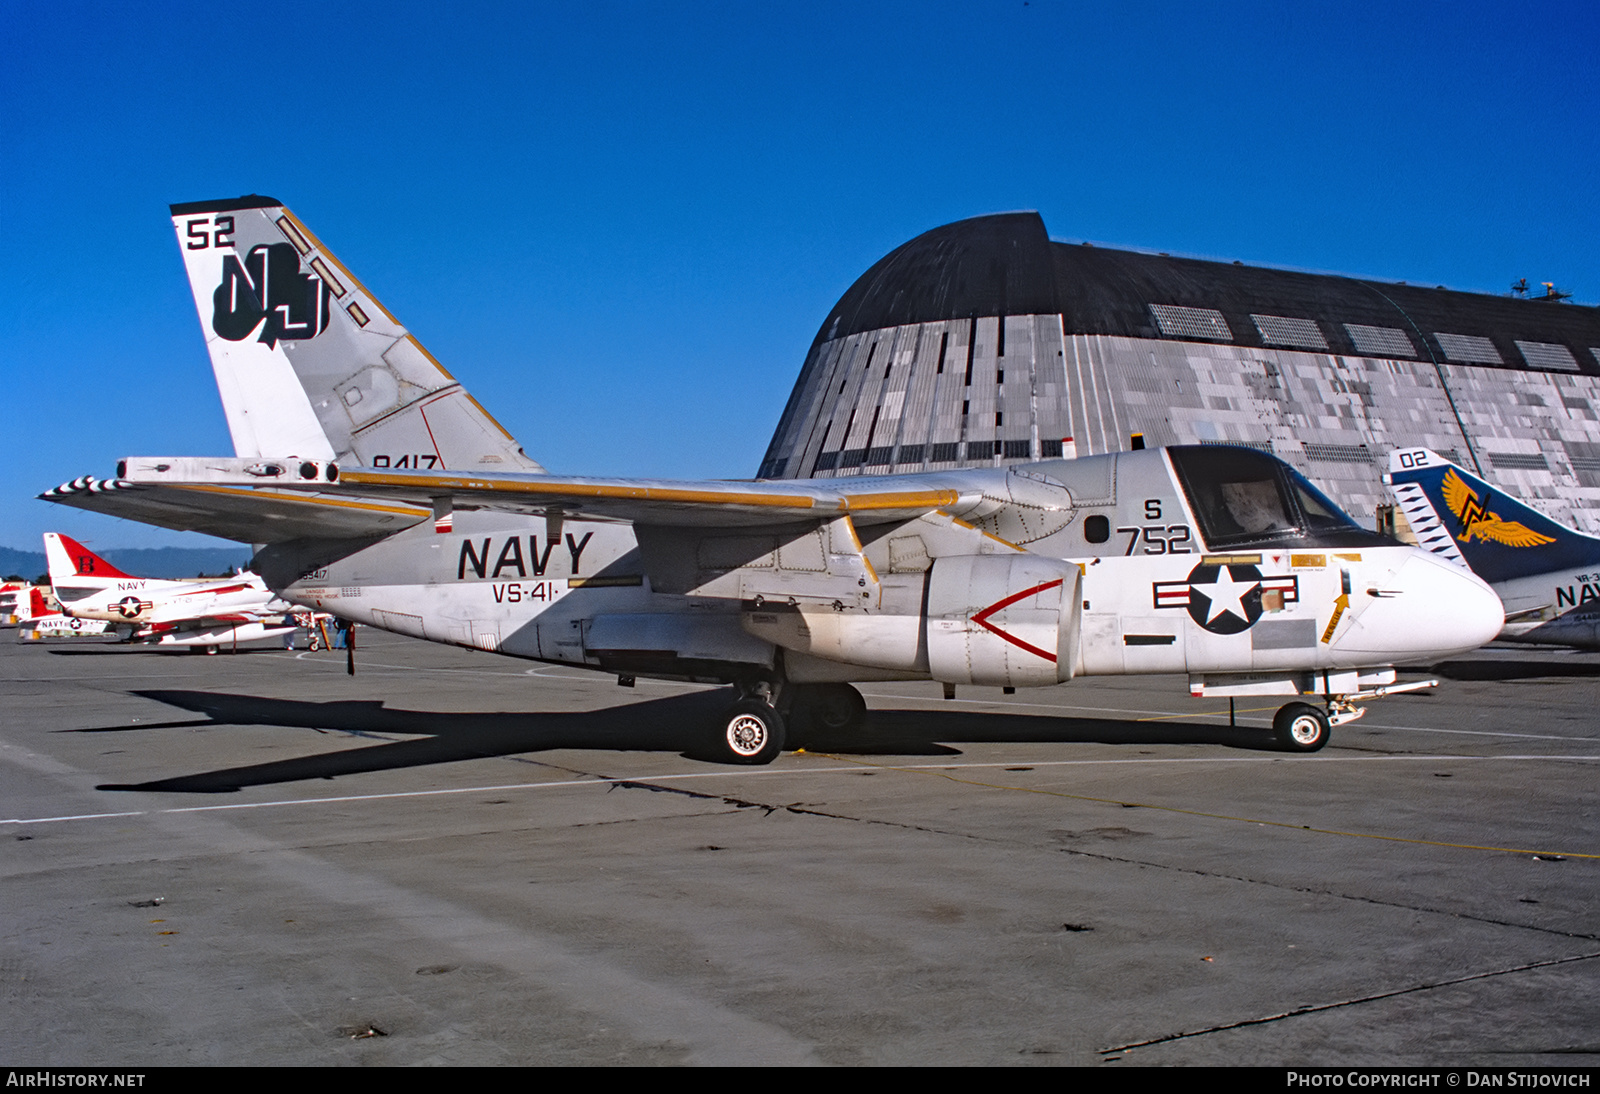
172;482;428;517
340;470;959;514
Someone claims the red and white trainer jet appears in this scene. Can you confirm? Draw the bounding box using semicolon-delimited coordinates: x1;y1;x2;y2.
44;533;295;651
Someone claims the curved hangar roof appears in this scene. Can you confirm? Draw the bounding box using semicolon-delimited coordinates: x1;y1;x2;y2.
759;212;1600;531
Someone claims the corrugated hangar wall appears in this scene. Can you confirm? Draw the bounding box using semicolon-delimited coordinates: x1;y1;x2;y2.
758;213;1600;534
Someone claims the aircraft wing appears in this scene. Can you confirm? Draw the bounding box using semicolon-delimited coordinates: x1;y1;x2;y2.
336;466;963;527
41;475;432;542
43;458;969;542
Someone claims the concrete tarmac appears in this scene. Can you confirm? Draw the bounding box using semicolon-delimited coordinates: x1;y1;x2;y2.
2;630;1596;1066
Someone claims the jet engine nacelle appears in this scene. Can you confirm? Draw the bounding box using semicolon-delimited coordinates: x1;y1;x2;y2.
744;553;1083;688
925;554;1082;687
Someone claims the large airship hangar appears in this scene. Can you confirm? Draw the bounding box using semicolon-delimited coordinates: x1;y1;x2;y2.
760;212;1600;533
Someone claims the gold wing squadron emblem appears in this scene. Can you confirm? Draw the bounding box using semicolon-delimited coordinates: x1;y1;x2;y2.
1441;469;1557;547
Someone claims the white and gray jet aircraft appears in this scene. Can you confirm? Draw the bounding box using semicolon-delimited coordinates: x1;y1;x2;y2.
42;196;1505;759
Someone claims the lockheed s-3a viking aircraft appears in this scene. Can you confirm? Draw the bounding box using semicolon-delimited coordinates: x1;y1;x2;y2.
42;196;1504;761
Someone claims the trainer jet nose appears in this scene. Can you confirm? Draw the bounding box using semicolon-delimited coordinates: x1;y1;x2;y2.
1333;549;1504;662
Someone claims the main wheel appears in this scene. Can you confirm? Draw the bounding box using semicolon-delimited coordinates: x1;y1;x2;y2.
718;700;785;765
801;682;867;734
1273;702;1330;752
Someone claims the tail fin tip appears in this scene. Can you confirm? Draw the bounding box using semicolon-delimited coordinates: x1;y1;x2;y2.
170;195;543;473
44;533;133;581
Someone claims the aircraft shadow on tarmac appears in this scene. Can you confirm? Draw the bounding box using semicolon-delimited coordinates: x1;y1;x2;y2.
71;688;1279;794
1426;658;1600;682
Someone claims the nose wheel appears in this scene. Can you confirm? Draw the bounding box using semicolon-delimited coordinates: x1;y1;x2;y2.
1272;702;1330;752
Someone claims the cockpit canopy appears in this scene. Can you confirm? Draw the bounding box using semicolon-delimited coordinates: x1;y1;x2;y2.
1167;445;1396;550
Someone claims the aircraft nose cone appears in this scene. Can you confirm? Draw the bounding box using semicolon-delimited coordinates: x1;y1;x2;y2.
1334;551;1504;661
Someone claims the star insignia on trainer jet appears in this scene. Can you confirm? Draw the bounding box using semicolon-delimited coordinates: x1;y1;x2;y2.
1440;469;1557;548
1154;562;1299;635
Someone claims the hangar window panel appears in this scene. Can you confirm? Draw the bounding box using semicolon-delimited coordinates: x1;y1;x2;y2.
1344;325;1416;358
1487;451;1550;472
866;446;895;466
896;444;925;464
1040;439;1064;458
1515;341;1580;372
1434;332;1502;365
1302;442;1375;464
1252;315;1328;350
966;441;996;460
840;449;867;468
1199;438;1275;454
813;451;839;472
929;442;961;463
1003;440;1032;459
1150;304;1233;342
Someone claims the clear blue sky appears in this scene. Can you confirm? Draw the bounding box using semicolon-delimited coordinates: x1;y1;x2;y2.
4;0;1597;550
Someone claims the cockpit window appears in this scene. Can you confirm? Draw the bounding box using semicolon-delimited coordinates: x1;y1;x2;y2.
1167;445;1390;549
1218;478;1295;536
1288;470;1361;536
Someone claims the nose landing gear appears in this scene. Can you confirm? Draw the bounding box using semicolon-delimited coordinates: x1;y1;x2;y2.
1270;676;1438;752
1272;702;1331;752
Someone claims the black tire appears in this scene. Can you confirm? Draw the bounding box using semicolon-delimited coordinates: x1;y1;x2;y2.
718;700;785;765
1273;702;1330;752
805;683;867;733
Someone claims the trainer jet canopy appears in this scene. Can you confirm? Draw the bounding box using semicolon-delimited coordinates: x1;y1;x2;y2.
42;196;1504;760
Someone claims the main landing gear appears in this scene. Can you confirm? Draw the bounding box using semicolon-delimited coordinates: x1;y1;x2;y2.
717;690;785;766
712;681;868;765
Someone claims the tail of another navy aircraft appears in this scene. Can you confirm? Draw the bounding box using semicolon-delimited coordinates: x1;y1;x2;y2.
1387;447;1600;584
169;196;543;473
18;586;54;624
44;533;133;589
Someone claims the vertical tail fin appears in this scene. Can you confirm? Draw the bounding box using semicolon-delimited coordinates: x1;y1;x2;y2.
21;587;54;623
169;196;543;473
44;533;132;587
1387;447;1600;584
